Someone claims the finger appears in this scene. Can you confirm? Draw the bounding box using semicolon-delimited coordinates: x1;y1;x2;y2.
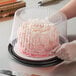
55;43;70;61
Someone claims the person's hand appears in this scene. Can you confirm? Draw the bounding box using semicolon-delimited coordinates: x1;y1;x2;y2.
55;40;76;61
47;11;67;24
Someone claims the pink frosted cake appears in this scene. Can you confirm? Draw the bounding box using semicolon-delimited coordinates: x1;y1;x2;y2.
14;19;60;58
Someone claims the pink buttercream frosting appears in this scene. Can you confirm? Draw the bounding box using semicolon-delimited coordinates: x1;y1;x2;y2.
14;19;60;58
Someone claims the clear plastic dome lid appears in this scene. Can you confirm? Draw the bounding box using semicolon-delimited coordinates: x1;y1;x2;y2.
9;7;68;61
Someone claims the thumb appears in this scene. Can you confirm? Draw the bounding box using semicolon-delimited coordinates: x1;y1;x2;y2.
55;43;70;61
